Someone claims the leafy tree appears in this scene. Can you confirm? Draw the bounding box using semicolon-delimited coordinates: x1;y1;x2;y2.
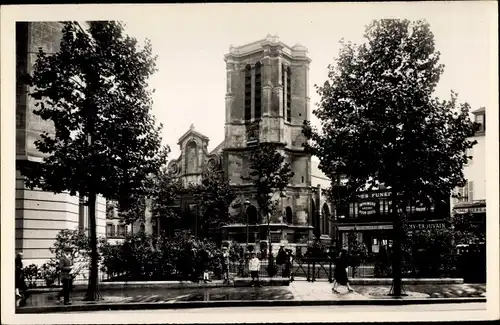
18;21;168;300
303;19;478;296
150;167;183;236
189;167;236;241
449;212;485;245
50;229;91;261
244;143;294;252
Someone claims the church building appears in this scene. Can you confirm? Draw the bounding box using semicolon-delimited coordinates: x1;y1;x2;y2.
165;35;335;253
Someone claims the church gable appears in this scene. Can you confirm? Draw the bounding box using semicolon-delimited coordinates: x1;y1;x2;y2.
168;124;223;187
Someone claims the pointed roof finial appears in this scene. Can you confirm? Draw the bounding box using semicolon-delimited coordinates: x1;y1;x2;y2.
190;123;195;130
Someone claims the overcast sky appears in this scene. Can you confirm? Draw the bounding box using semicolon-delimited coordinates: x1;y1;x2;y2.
117;2;496;160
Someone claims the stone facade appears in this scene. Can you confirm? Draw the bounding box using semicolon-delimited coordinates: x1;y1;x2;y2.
15;22;106;266
169;36;334;252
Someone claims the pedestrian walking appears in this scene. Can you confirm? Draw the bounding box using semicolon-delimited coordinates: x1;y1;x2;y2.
15;252;28;299
59;247;74;305
332;249;354;293
248;253;262;287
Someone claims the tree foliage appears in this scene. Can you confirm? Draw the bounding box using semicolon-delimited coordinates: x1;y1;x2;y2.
302;19;478;295
303;19;478;206
150;166;182;221
244;143;294;222
19;21;168;199
189;167;237;239
18;21;167;300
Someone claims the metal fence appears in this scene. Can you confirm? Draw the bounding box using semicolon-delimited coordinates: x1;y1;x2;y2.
22;250;485;288
25;271;109;289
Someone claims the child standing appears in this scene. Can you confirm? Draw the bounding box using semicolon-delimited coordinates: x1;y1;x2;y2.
248;253;262;287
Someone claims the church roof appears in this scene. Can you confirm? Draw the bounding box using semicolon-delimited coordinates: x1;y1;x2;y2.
209;140;225;155
177;124;209;145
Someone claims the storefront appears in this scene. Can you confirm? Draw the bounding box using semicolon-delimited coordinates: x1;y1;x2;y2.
337;223;393;253
335;189;450;252
452;200;486;234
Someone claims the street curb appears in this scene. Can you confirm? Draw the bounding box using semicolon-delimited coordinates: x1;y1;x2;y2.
27;277;463;293
28;278;291;293
290;278;465;285
16;297;486;314
28;281;232;293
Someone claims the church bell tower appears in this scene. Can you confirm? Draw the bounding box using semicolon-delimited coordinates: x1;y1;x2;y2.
222;35;313;233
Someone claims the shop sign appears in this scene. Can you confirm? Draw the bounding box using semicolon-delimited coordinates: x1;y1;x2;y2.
358;201;377;215
454;207;486;214
407;222;447;231
338;224;393;231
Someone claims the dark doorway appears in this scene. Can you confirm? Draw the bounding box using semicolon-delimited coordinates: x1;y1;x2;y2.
247;205;258;225
311;199;320;238
322;203;330;235
285;206;293;224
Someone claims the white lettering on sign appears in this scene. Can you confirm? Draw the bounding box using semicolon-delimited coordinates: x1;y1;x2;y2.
407;223;446;230
454;207;486;214
338;224;393;231
359;201;376;214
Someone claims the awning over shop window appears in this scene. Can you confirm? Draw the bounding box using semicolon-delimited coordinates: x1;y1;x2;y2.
337;224;393;231
453;200;486;214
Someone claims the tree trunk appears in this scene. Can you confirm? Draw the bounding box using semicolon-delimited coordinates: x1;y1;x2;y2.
390;191;403;297
84;191;101;301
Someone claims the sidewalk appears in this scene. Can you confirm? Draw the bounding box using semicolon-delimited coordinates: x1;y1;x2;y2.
16;282;486;313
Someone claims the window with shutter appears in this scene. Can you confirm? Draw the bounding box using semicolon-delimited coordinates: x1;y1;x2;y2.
244;65;252;121
468;181;474;202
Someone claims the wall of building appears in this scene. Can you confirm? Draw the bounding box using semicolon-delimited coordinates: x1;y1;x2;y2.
462;134;486;201
15;21;106;266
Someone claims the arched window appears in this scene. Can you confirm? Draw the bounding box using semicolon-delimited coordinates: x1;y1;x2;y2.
247;205;258;225
311;198;316;227
254;62;262;120
311;198;320;238
281;64;286;117
285;206;293;224
185;140;198;174
286;66;292;123
244;64;252;121
322;203;330;235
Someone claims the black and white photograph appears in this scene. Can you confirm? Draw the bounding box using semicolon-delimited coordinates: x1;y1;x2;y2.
1;2;498;324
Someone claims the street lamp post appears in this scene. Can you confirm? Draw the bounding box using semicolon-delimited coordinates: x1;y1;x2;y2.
244;200;250;252
280;192;287;242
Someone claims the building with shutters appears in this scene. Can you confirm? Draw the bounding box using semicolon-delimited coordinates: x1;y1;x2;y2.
451;107;487;234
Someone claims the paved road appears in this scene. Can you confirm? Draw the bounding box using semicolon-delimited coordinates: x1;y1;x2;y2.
59;303;487;322
81;302;486;313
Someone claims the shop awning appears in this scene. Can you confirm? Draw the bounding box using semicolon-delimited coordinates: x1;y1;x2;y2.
337;224;393;231
453;200;486;214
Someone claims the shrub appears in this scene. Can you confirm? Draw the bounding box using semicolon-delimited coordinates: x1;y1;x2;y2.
403;227;457;277
50;229;91;260
373;246;391;278
100;230;224;281
306;239;327;258
23;264;40;287
40;259;59;287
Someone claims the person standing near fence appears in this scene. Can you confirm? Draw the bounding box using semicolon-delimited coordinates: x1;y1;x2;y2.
15;252;28;299
222;247;230;284
248;253;262;287
276;245;287;276
59;247;74;305
332;249;354;293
